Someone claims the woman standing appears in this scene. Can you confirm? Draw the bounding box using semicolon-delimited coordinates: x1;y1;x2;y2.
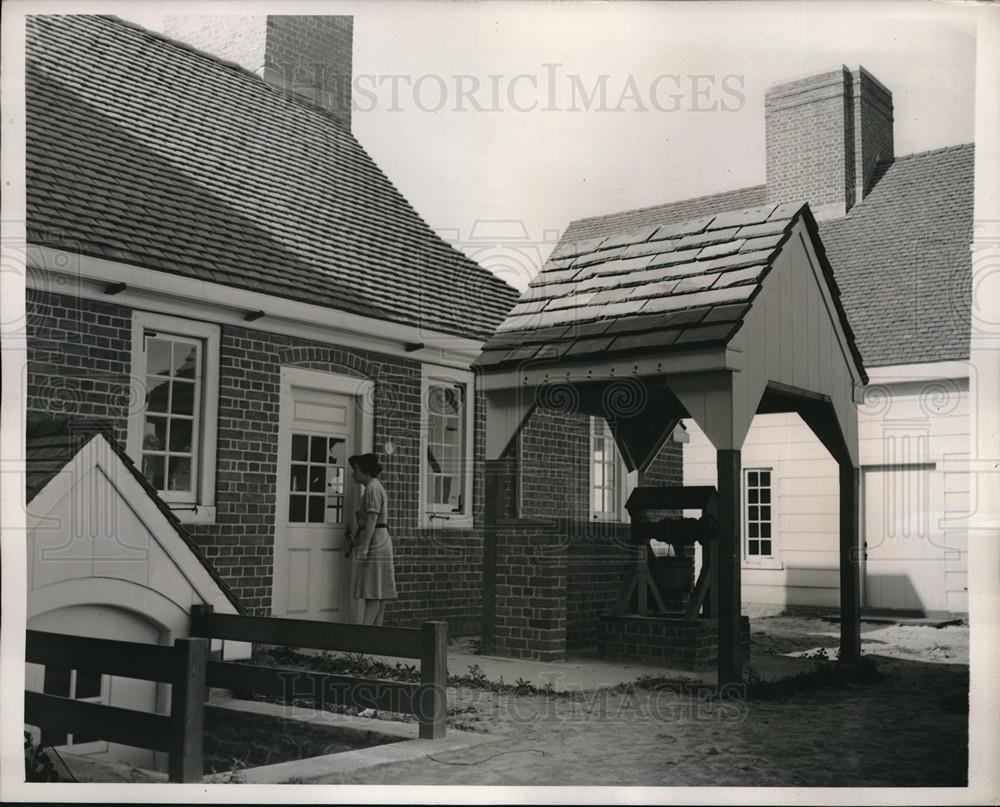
348;453;397;625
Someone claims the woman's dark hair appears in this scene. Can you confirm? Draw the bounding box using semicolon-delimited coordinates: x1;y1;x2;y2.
348;453;383;478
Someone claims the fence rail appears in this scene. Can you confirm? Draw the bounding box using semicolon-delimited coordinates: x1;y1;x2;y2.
190;610;427;658
191;605;447;739
24;630;208;783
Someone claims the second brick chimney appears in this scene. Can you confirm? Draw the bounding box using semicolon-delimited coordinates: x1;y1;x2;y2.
162;15;354;130
765;65;894;219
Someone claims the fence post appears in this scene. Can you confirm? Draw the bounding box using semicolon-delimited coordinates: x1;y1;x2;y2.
418;621;448;740
189;603;214;637
168;637;209;783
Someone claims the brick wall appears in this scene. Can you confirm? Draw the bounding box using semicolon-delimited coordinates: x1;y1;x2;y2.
27;290;132;448
161;16;269;75
765;67;855;215
597;614;751;671
852;69;894;199
265;16;353;130
517;407;590;519
765;65;894;217
566;525;633;650
27;290;686;643
490;521;569;661
26;290;483;631
162;15;353;129
488;402;686;659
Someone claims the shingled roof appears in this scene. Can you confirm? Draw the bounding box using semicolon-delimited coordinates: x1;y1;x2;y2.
821;145;973;367
557;145;974;369
476;201;866;380
25;15;519;341
26;414;246;613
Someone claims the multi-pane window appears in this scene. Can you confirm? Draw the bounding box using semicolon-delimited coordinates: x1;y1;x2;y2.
140;333;202;496
426;382;466;513
288;434;347;524
420;367;474;527
591;417;625;520
745;469;774;558
42;666;106;748
128;313;219;517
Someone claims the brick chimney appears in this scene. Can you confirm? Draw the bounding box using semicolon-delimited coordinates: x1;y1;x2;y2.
162;15;354;130
765;65;893;219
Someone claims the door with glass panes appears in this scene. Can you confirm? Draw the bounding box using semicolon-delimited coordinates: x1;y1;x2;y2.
272;381;356;621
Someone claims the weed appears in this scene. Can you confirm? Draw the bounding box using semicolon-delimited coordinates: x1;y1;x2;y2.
23;731;59;782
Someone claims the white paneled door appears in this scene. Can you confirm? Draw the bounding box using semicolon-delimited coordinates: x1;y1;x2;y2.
273;377;358;622
862;465;948;614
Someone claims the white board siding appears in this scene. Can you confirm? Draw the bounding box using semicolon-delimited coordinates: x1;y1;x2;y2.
725;224;861;463
681;378;970;613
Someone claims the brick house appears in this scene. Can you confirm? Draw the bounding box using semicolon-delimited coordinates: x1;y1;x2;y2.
505;66;973;619
23;10;685;665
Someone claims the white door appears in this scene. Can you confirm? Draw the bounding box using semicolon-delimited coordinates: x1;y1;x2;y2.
272;379;358;621
863;465;948;614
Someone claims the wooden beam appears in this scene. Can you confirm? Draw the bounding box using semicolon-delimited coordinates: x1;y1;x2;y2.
418;621;448;739
168;637;208;783
25;630;179;683
685;554;713;620
610;416;681;474
703;538;717;618
716;449;743;685
839;463;862;663
613;573;639;615
24;691;173;752
484;387;535;460
189;611;426;659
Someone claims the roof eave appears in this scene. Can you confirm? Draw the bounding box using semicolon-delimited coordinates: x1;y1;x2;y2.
478;343;740;393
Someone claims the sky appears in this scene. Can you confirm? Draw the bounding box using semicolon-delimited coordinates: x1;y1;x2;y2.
116;0;977;291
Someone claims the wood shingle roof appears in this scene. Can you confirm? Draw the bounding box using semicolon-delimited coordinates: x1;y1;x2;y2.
553;145;974;369
25;15;519;341
477;201;867;382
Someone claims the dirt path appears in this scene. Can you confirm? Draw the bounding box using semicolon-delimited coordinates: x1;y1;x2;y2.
326;617;969;787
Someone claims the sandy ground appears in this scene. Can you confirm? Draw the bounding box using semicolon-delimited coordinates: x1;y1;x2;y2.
324;616;969;787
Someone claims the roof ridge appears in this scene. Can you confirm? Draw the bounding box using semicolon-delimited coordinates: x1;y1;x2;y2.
568;184;767;231
887;142;974;162
565;144;973;236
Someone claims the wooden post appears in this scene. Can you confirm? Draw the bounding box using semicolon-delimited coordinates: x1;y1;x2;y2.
702;538;716;618
716;449;743;685
418;620;448;740
839;463;862;663
189;603;214;637
167;639;208;782
168;637;209;783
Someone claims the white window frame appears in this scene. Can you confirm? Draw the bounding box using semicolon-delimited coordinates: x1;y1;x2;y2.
589;416;629;522
127;311;219;524
419;364;474;529
742;466;782;569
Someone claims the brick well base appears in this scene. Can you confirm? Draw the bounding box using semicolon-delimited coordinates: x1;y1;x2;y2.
597;614;751;671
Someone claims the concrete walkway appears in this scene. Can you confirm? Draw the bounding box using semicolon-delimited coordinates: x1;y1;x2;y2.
367;645;817;692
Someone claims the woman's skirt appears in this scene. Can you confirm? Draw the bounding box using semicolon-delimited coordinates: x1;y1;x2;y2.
352;527;398;600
